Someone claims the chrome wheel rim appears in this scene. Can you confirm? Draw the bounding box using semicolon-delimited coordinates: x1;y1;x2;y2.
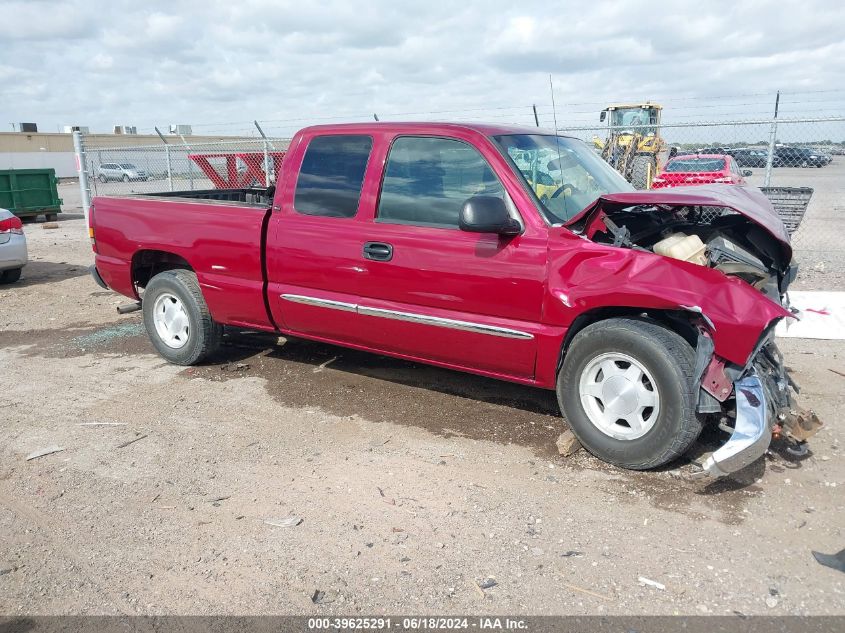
578;352;660;440
152;293;190;349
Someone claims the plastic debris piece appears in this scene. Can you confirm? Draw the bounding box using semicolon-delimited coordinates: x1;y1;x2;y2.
638;576;666;590
265;517;303;528
812;549;845;573
25;446;65;461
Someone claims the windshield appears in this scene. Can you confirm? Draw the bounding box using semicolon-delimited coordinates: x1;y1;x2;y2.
120;163;136;169
609;107;659;135
493;134;633;223
664;158;726;173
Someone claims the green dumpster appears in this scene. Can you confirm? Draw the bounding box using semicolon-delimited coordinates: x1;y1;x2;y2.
0;168;63;221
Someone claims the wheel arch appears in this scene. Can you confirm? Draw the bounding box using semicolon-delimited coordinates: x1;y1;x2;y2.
131;249;194;290
556;307;702;377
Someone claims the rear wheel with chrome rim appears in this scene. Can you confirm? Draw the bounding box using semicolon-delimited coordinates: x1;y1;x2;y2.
557;318;702;470
142;269;222;365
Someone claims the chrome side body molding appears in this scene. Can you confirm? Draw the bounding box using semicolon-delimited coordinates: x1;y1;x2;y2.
281;293;534;340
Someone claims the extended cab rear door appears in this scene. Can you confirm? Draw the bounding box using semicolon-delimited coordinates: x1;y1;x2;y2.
353;132;547;380
264;133;374;345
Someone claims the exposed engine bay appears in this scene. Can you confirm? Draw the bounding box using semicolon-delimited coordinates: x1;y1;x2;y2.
582;203;797;301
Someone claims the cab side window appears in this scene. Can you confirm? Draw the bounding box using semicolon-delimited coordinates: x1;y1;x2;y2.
294;135;373;218
377;137;505;229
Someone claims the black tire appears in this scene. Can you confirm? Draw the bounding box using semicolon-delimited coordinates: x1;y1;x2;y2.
98;174;107;183
557;318;702;470
142;269;222;365
0;268;22;284
122;174;130;182
630;155;655;190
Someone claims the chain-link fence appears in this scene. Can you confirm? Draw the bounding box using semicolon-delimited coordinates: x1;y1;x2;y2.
556;116;845;288
76;115;844;290
80;136;292;198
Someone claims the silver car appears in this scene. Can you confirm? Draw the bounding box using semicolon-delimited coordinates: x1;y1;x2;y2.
96;162;149;182
0;208;27;284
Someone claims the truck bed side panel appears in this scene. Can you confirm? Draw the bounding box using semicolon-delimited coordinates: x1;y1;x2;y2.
93;196;273;330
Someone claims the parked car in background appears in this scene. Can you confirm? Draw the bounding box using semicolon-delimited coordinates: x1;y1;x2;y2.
0;208;27;284
695;146;734;156
96;163;150;182
651;154;750;189
732;148;773;168
774;146;831;168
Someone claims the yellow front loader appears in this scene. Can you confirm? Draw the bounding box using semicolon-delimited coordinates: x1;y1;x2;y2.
593;103;671;189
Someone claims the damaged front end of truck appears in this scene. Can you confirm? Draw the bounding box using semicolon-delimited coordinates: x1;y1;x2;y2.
562;185;822;478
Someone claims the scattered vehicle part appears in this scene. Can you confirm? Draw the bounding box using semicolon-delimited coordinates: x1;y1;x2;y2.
25;446;65;461
638;576;666;590
811;549;845;574
265;517;303;528
116;434;148;449
89;122;821;478
78;422;128;426
477;577;498;590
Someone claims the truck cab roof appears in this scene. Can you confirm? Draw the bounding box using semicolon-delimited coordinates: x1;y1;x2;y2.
296;121;569;138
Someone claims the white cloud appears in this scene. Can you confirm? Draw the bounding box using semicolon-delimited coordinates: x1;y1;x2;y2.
1;0;843;134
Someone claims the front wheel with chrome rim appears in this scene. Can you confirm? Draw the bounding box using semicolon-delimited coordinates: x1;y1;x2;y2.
142;269;222;365
557;318;703;470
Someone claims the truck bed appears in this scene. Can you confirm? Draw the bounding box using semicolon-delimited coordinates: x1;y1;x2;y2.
141;187;273;207
91;191;274;331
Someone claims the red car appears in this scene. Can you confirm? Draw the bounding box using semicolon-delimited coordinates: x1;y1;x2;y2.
652;154;751;189
89;122;817;478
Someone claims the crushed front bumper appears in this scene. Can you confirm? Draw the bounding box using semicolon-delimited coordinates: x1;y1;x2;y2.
690;375;771;479
690;340;823;480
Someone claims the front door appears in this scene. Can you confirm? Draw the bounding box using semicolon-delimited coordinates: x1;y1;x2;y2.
355;135;547;380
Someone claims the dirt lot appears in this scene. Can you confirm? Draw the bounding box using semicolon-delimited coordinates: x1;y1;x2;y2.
0;183;843;616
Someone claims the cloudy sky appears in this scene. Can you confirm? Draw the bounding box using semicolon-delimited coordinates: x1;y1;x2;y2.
2;0;844;136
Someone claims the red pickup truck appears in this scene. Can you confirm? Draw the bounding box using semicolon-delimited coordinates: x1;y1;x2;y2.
89;122;820;478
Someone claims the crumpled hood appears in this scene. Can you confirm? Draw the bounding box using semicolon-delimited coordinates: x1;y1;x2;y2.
565;185;792;261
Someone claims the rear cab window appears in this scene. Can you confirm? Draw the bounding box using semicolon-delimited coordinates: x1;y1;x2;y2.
294;135;373;217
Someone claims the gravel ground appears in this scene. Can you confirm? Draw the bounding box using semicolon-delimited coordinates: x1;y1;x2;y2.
0;185;843;616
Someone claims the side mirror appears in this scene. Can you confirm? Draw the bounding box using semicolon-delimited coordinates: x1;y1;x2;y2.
742;169;753;177
599;111;607;123
459;196;521;235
